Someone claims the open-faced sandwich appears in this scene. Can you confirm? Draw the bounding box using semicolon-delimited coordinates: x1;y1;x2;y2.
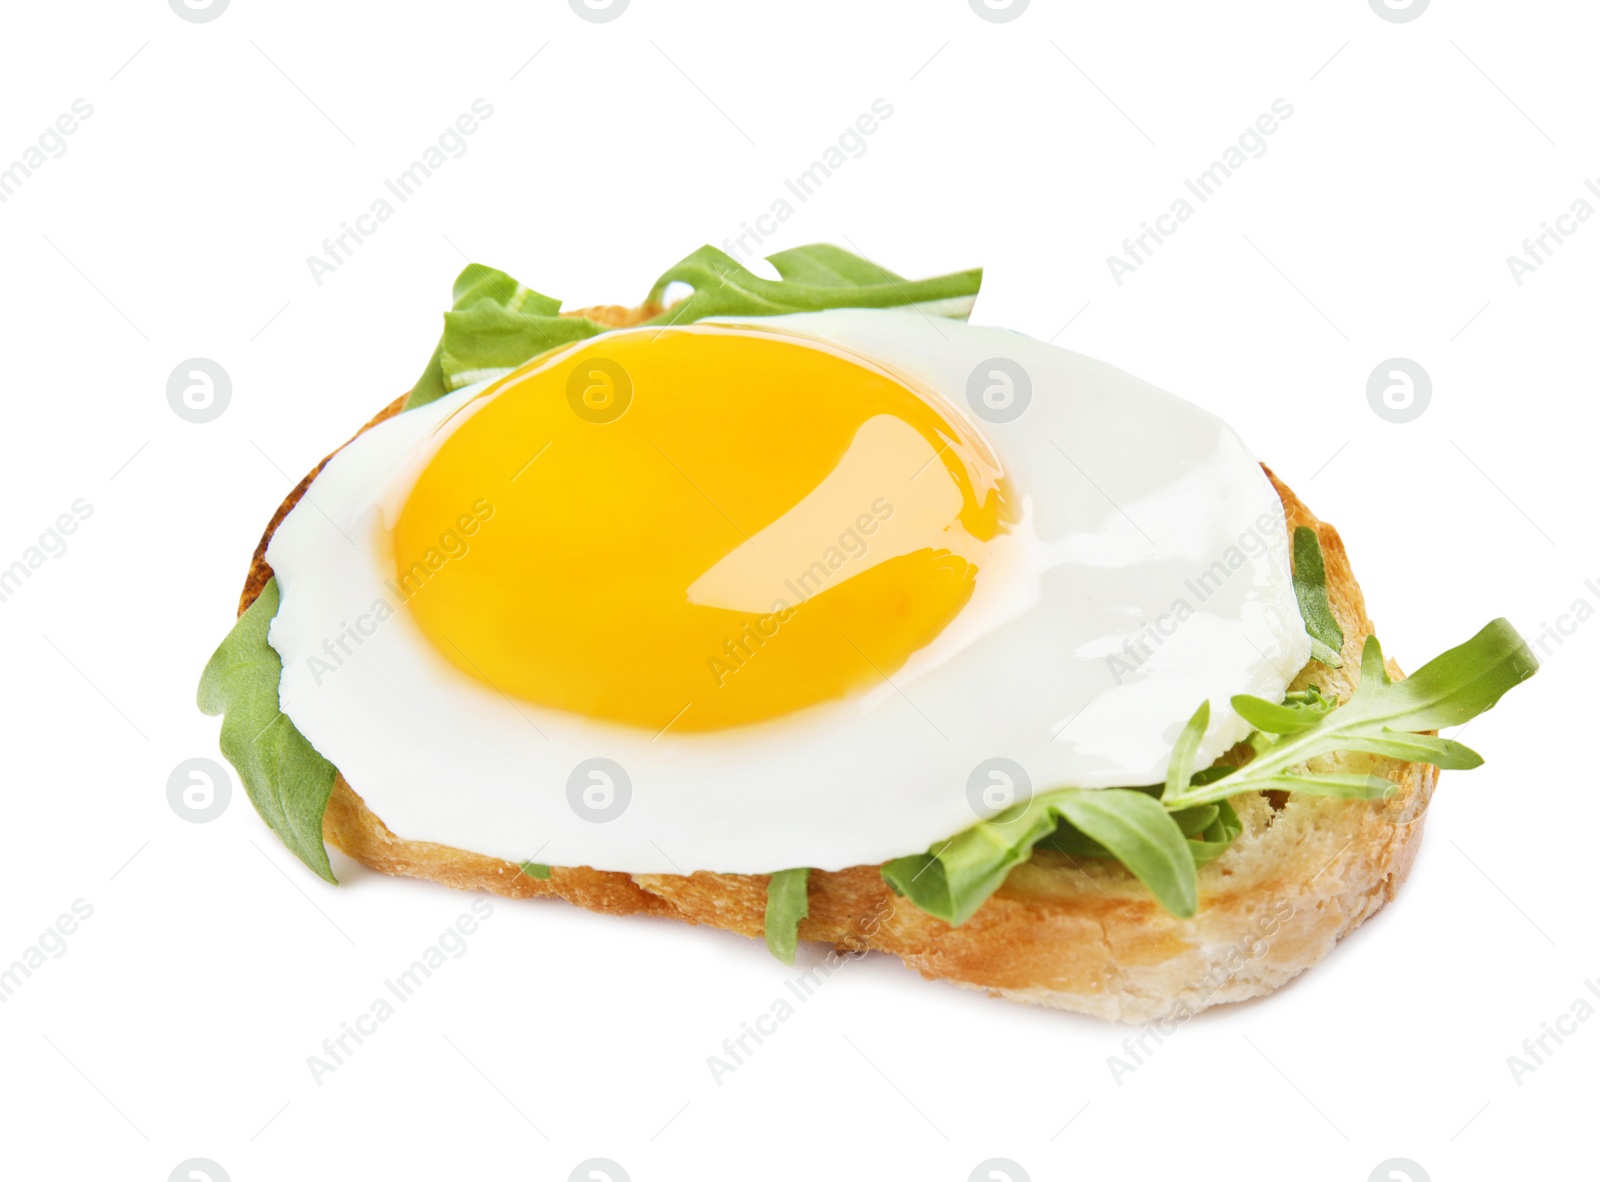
200;244;1536;1022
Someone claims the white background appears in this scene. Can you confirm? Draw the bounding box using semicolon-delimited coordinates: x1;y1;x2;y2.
0;1;1592;1179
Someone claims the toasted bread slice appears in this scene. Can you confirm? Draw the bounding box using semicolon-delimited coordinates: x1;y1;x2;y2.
241;311;1430;1023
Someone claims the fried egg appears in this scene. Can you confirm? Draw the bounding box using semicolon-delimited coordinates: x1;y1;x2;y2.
266;309;1309;874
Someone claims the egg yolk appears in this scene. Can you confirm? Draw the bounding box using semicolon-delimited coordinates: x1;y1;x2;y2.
391;326;1012;733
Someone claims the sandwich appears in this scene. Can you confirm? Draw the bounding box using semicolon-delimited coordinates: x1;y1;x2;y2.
199;244;1537;1022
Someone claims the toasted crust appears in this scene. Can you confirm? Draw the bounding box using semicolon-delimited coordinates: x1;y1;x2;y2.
241;328;1432;1023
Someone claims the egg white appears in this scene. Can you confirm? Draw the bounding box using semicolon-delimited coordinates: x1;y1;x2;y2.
266;310;1309;874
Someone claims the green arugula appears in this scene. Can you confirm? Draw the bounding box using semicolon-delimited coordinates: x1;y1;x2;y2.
1293;525;1345;666
881;618;1537;925
645;244;982;326
197;578;339;882
518;862;553;880
1038;795;1241;866
1163;618;1535;810
883;788;1201;922
764;868;811;965
406;244;982;410
406;265;608;411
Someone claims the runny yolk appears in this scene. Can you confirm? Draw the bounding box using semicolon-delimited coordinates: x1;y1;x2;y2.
391;326;1014;733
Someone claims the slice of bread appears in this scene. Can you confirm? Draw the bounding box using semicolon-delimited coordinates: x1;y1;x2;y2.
240;312;1430;1023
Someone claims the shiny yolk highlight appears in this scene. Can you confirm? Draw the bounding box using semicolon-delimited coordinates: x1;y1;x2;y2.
391;327;1013;732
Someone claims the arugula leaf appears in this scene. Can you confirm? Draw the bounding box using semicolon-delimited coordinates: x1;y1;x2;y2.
1350;618;1537;732
1171;802;1223;837
645;244;981;326
197;578;338;883
763;243;910;287
518;862;552;880
882;788;1199;924
1229;686;1336;735
1292;526;1345;667
406;265;606;410
1164;619;1538;809
1164;701;1210;800
406;245;983;412
881;799;1054;926
1053;791;1198;917
764;868;811;964
1040;796;1218;858
883;619;1536;926
1333;731;1482;768
1188;800;1242;866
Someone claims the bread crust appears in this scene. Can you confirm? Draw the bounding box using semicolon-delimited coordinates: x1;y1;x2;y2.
241;333;1432;1023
